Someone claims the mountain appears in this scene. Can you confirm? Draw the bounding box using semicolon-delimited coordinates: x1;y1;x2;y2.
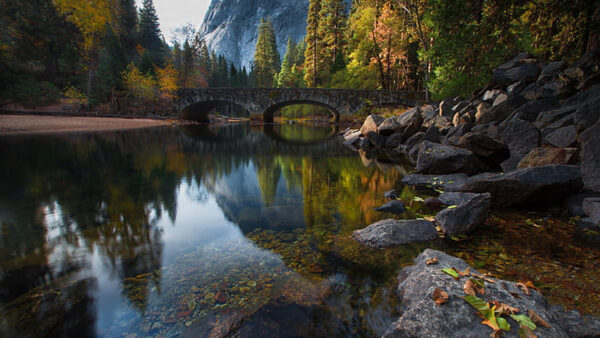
199;0;309;69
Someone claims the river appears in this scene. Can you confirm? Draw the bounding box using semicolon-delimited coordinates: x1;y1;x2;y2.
0;124;598;337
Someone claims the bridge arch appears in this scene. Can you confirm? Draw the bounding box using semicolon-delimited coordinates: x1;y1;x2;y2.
262;100;340;123
181;100;248;122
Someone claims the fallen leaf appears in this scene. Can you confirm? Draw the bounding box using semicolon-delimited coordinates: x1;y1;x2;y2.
473;272;496;284
510;314;536;330
520;280;539;292
426;257;438;265
515;283;530;295
528;310;550;328
490;330;502;338
497;317;511;331
433;288;449;305
458;267;471;277
492;301;520;315
464;279;476;296
441;268;460;279
518;325;538;338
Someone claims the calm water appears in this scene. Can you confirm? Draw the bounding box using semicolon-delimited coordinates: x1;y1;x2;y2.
0;124;599;337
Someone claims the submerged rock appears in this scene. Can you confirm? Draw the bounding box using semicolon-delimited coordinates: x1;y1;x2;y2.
352;219;437;248
384;189;399;200
448;165;583;207
383;249;600;338
374;200;407;214
401;173;469;190
435;193;491;236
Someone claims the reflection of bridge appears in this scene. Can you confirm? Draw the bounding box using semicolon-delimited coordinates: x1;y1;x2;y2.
176;88;421;122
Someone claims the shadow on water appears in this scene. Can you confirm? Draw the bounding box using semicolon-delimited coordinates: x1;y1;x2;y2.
0;124;599;337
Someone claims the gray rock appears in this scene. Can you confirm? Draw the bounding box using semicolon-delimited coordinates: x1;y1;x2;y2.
492;93;508;106
438;100;454;118
452;101;469;113
435;193;491;235
366;131;386;148
564;192;600;217
542;113;575;135
477;95;528;125
404;131;425;149
383;249;600;338
423;126;442;143
494;63;541;85
507;81;526;95
518;147;578;169
343;130;361;144
535;105;578;129
416;141;483;175
378;116;402;136
583;198;600;225
538;61;567;83
360;114;385;136
421;105;436;120
448;165;583;207
385;133;404;148
580;123;600;192
544;125;577;148
498;119;540;172
398;108;424;139
574;85;600;132
401;173;469;190
445;124;472;140
374;200;407;214
456;132;508;161
521;80;572;100
352;219;437;248
482;89;502;102
437;192;480;206
385;189;399;199
508;98;561;122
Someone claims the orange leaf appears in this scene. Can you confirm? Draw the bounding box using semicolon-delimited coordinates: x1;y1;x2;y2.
529;310;551;328
464;279;476;296
432;288;449;305
491;301;520;315
516;282;530;296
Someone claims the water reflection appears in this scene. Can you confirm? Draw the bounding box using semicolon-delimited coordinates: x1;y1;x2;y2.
0;125;409;337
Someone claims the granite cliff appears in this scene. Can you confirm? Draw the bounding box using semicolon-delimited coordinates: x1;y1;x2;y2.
199;0;309;69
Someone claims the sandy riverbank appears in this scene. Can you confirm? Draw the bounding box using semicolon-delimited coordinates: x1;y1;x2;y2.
0;114;174;135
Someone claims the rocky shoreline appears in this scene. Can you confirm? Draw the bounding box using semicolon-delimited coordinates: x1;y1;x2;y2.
346;50;600;336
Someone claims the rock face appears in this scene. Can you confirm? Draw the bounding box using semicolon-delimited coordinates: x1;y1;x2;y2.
352;219;437;248
200;0;309;69
448;165;583;207
383;249;600;338
435;193;491;236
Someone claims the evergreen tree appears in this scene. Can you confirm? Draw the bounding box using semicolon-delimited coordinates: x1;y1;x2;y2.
304;0;322;87
229;63;239;87
138;0;164;66
116;0;138;59
253;18;281;87
138;50;156;76
95;26;127;101
277;37;296;87
319;0;347;69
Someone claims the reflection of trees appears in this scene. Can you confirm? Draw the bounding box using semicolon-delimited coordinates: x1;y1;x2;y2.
255;157;281;206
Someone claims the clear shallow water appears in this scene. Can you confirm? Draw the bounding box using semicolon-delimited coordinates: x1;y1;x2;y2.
0;124;598;337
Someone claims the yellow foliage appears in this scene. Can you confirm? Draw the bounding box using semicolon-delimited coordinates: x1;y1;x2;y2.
157;63;179;100
53;0;111;51
122;63;156;100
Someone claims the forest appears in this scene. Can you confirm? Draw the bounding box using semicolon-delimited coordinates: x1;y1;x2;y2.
0;0;598;113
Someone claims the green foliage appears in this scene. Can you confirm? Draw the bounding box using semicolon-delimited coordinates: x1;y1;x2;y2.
253;18;280;87
510;314;537;330
138;0;165;66
441;268;460;278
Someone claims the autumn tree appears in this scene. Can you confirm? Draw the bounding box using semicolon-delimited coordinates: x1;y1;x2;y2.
253;18;280;87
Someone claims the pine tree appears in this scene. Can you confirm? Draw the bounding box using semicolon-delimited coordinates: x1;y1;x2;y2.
138;0;164;66
253;18;281;87
304;0;322;87
319;0;347;64
95;26;127;101
277;37;295;87
116;0;138;60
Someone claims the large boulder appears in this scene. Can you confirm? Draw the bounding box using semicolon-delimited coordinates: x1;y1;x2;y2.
536;105;578;130
493;53;541;85
416;141;483;175
543;125;577;148
518;147;578;169
401;173;469;190
352;219;437;248
360;114;385;136
378;116;402;136
435;193;491;236
537;61;567;83
497;119;540;172
574;85;600;132
397;107;424;140
580;123;600;192
564;192;600;217
447;165;583;207
383;249;600;338
455;132;508;165
508;98;560;122
477;95;528;125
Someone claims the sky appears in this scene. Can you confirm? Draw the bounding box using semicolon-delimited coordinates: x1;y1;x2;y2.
136;0;211;42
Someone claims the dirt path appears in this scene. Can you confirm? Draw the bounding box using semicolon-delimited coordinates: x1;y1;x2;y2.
0;115;174;135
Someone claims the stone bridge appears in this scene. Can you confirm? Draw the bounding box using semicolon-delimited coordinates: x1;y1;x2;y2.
176;88;422;122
